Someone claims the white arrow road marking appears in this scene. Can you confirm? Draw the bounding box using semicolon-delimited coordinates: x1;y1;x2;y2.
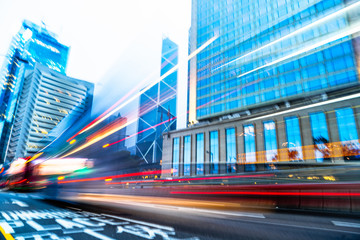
11;199;29;207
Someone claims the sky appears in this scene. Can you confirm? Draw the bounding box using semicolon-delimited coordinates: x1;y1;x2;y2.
0;0;192;151
0;0;191;95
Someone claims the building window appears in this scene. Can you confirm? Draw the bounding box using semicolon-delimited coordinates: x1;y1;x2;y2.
244;124;256;171
335;108;360;160
172;138;180;176
285;116;303;161
183;135;191;176
226;128;237;173
263;121;278;162
209;130;219;174
196;133;204;175
309;112;330;162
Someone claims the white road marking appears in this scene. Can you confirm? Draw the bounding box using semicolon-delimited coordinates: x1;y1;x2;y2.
102;214;174;232
11;199;29;207
332;221;360;229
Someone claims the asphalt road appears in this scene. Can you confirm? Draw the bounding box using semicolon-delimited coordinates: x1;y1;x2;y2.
1;191;360;240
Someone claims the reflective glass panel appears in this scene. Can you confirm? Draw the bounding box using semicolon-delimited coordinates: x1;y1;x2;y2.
196;133;204;175
226;128;237;173
263;121;278;162
309;112;330;162
209;131;219;174
183;135;191;176
335;108;360;160
285;116;303;160
172;137;180;176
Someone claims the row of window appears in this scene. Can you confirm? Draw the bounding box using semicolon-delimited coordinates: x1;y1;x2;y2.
173;107;360;176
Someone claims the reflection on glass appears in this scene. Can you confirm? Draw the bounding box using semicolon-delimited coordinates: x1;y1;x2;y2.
309;112;329;162
183;135;191;176
285;116;303;160
226;128;236;173
172;138;179;176
244;125;256;171
335;108;360;160
209;131;219;174
196;133;204;175
264;121;277;162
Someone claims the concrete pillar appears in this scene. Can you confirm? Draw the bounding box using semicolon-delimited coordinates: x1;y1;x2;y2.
219;128;227;174
300;115;316;163
236;123;245;172
178;137;184;177
275;117;288;162
191;133;196;176
161;135;172;178
326;111;344;162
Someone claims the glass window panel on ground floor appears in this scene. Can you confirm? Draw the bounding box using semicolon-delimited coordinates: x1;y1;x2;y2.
183;135;191;176
335;108;360;160
196;133;204;175
209;130;219;174
285;116;303;161
226;128;237;173
244;124;256;171
172;137;180;176
309;112;330;162
263;121;278;162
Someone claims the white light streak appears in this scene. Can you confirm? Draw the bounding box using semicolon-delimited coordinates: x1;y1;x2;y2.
213;1;360;72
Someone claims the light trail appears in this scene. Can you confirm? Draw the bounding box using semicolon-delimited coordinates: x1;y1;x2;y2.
212;1;360;72
236;23;360;79
58;169;171;184
71;35;218;136
103;116;177;148
170;191;360;197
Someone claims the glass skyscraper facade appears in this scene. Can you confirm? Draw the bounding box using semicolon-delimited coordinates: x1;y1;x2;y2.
136;38;178;165
191;0;360;120
0;20;69;163
162;0;360;178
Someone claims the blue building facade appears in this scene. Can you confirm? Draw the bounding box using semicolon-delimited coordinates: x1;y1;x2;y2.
136;38;178;165
161;0;360;178
0;20;69;163
192;0;360;120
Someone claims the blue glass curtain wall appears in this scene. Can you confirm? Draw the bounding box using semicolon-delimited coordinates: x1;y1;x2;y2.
209;131;219;174
172;137;180;176
183;135;191;176
263;121;278;162
335;108;360;160
226;128;237;173
196;133;205;175
309;112;330;162
285;116;303;160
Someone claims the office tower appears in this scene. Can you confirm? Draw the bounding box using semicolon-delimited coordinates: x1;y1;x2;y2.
136;37;178;165
162;0;360;177
5;63;94;162
0;20;69;163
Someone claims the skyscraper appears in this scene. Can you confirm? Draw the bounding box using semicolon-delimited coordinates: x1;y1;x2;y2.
5;63;94;162
136;37;178;165
0;20;69;163
162;0;360;177
189;0;360;121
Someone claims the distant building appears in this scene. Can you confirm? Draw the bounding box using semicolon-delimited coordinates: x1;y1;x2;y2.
0;20;69;163
162;0;360;177
5;63;94;162
136;38;178;165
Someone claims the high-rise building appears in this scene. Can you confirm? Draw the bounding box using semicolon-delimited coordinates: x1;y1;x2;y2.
136;37;178;165
162;0;360;177
5;63;94;162
0;20;69;163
